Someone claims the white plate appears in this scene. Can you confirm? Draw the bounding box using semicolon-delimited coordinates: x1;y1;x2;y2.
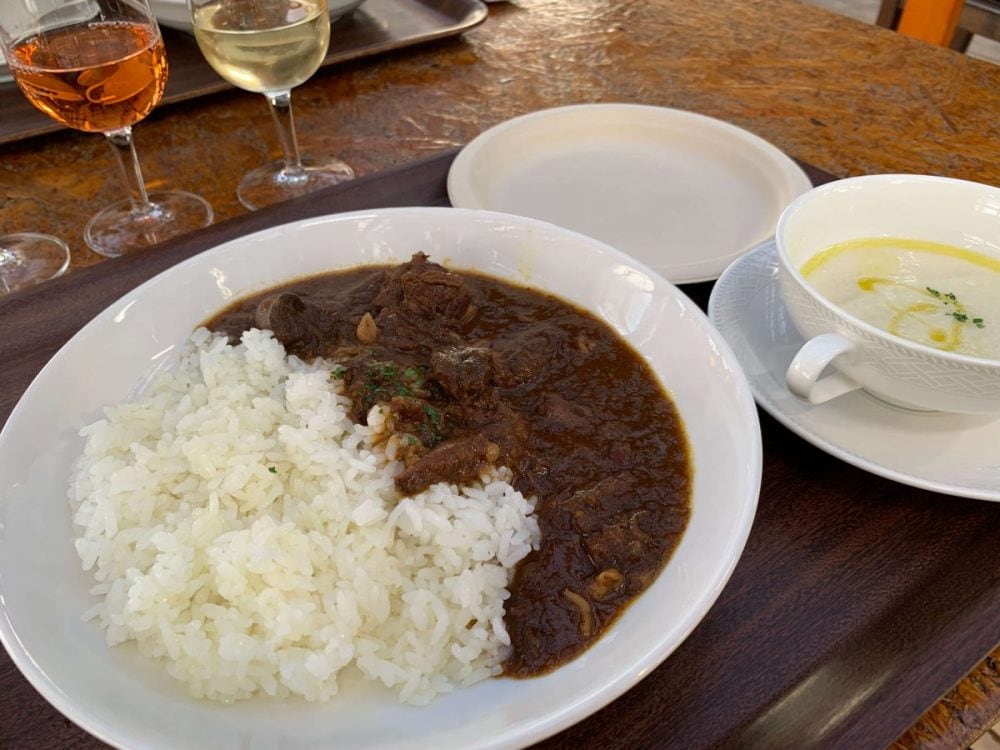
447;104;812;284
708;239;1000;501
151;0;367;33
0;208;761;750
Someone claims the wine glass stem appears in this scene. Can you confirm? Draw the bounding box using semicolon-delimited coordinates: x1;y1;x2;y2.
266;90;305;177
104;126;155;215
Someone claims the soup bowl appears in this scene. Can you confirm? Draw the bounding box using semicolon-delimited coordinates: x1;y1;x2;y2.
777;174;1000;413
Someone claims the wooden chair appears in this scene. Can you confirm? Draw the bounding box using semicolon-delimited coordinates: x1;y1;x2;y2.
878;0;1000;50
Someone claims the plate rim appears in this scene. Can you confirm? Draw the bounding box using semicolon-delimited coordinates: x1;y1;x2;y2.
150;0;367;32
0;206;762;749
708;238;1000;502
447;103;813;284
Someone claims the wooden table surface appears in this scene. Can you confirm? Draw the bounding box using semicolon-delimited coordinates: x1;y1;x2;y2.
2;0;1000;748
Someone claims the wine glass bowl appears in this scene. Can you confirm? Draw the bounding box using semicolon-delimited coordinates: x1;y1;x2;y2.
192;0;329;92
188;0;355;209
0;0;213;258
9;17;166;133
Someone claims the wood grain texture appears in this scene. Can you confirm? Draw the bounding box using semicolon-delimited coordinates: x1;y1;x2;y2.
2;1;1000;748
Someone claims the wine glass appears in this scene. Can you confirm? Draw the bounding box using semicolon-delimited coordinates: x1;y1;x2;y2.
0;0;214;258
187;0;355;210
0;181;71;293
0;231;70;293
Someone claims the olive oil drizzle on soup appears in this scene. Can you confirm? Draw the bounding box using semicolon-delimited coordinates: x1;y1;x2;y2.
802;237;1000;359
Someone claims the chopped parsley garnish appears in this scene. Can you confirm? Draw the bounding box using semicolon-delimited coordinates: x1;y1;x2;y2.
926;288;986;328
365;362;397;383
331;366;346;380
362;361;417;400
402;366;425;386
423;404;443;430
268;466;278;474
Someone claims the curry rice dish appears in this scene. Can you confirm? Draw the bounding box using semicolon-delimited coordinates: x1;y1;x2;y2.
69;252;692;702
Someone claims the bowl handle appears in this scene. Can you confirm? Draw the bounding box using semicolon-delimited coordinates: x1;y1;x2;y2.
786;332;861;404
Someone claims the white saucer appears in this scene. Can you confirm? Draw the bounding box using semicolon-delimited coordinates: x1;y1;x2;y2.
708;240;1000;501
447;104;812;284
151;0;366;33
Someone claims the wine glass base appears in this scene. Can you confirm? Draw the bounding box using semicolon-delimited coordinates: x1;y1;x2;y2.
85;190;214;259
0;233;71;294
237;159;355;211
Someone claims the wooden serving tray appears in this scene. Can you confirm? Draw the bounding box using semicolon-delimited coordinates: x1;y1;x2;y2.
0;0;488;146
3;149;1000;749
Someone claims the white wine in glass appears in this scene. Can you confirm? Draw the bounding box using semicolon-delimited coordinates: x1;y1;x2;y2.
189;0;355;210
0;0;214;258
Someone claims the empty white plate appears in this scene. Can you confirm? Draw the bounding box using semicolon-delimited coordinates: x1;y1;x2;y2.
448;104;812;284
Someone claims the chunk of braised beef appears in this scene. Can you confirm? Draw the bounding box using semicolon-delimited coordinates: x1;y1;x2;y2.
489;326;569;388
394;431;501;495
253;293;339;360
490;341;543;388
553;476;632;534
402;269;474;321
456;403;530;475
373;253;478;329
537;393;594;434
392;403;532;495
582;525;631;571
430;345;495;406
369;254;416;309
372;307;461;354
543;475;667;578
581;505;674;581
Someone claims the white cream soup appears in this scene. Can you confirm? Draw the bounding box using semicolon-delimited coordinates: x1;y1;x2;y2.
802;237;1000;360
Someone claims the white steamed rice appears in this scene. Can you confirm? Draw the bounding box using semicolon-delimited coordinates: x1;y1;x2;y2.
68;328;540;705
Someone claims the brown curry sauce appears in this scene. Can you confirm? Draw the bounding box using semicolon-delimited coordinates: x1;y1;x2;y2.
206;253;691;676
